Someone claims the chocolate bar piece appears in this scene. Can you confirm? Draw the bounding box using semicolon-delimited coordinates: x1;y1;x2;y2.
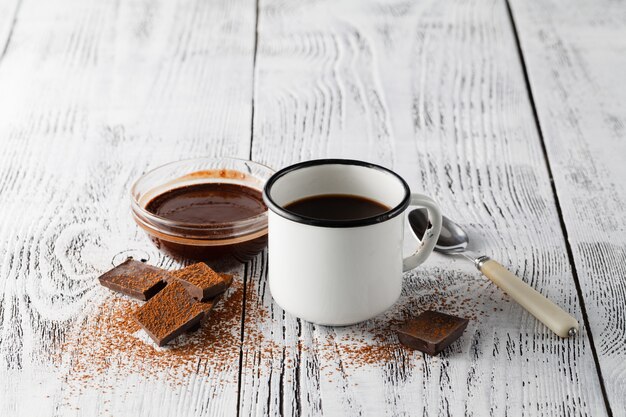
186;298;221;333
171;263;233;301
398;310;469;356
133;280;206;346
98;259;169;301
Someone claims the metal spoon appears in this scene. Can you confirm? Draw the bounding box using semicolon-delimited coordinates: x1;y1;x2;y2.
408;209;579;338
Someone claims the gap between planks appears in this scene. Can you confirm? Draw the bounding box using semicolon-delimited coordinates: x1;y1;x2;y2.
239;0;261;414
236;262;250;417
504;1;614;416
0;0;23;61
243;0;609;414
248;0;261;162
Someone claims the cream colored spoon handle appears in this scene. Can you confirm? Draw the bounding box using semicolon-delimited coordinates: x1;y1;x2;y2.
477;257;579;338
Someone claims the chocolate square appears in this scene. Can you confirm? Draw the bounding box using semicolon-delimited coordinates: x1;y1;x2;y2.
98;259;169;301
171;263;233;301
133;280;206;346
186;297;220;333
398;310;469;356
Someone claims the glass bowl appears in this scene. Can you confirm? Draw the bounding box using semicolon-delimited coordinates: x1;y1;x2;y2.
130;157;274;263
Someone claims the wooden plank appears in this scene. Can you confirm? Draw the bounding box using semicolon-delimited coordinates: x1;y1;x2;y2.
0;0;21;60
0;0;256;415
508;0;626;415
244;0;608;415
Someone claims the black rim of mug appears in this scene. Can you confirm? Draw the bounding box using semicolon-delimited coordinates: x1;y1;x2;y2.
262;159;411;228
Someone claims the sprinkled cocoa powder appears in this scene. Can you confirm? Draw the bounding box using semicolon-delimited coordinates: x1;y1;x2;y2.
171;263;221;287
133;280;206;346
59;266;505;394
59;278;250;393
309;270;503;370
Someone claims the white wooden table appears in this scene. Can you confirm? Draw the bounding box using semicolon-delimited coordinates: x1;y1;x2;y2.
1;0;624;416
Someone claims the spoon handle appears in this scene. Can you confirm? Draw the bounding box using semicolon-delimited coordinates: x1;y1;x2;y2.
477;257;579;338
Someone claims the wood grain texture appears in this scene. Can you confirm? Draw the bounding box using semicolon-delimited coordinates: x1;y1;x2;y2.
0;0;20;61
509;0;626;415
0;0;619;415
0;0;256;415
246;0;608;415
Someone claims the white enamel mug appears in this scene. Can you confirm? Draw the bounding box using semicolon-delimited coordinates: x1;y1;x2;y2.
263;159;442;325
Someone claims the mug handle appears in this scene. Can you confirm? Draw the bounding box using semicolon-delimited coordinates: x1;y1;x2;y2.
402;193;442;272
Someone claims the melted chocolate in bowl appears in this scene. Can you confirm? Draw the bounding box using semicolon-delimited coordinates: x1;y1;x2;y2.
146;183;266;224
144;183;267;262
132;163;271;264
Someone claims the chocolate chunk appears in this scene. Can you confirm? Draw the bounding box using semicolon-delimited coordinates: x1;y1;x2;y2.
171;263;233;301
133;280;206;346
186;322;202;333
199;297;218;313
398;310;469;356
98;259;169;300
185;296;221;333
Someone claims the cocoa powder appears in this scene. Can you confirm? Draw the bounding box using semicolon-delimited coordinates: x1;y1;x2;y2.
60;267;501;393
60;278;249;393
171;263;222;288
